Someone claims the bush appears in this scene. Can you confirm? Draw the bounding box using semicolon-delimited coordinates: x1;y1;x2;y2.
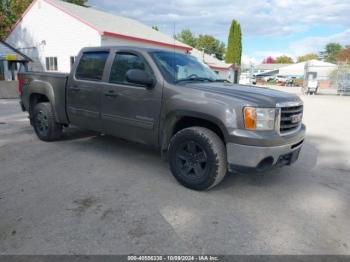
292;78;304;87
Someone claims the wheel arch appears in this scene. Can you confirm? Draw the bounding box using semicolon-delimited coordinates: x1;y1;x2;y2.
29;93;50;123
161;111;228;155
27;80;68;124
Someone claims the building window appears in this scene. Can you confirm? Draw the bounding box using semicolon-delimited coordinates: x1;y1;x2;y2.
46;57;58;71
70;56;76;69
75;52;109;81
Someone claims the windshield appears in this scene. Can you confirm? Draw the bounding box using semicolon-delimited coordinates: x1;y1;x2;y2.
150;51;221;84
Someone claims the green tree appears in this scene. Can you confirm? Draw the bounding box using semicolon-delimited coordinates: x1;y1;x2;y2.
63;0;88;6
176;29;226;60
196;34;225;60
175;29;197;47
322;43;343;63
275;55;294;64
152;25;159;31
336;47;350;63
297;53;318;63
215;42;226;60
225;19;242;65
0;0;32;40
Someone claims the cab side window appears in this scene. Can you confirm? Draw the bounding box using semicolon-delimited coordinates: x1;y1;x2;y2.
109;53;151;85
76;52;109;81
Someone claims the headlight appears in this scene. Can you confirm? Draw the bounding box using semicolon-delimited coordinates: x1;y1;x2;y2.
244;107;277;131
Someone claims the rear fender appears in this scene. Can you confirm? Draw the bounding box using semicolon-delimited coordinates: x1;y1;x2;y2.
28;80;65;123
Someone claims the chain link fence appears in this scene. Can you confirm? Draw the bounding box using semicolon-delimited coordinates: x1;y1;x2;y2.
329;62;350;95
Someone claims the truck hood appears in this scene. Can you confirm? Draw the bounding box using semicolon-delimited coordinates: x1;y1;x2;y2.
186;83;302;107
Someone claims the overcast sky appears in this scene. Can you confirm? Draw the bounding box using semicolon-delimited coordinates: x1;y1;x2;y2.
88;0;350;64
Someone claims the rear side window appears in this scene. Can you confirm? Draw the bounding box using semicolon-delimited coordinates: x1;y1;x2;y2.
76;52;109;81
109;53;151;85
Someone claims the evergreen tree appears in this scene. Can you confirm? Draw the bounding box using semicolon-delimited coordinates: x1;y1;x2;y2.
225;19;242;65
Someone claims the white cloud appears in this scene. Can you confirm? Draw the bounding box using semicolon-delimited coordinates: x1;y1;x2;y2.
241;55;259;66
254;51;292;59
88;0;350;62
88;0;350;38
289;29;350;56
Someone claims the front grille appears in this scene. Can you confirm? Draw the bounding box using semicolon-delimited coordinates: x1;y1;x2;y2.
280;105;303;133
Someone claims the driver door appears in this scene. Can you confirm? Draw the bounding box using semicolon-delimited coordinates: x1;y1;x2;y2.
101;51;162;146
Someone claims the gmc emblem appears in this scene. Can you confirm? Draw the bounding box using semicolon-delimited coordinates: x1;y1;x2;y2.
291;113;302;123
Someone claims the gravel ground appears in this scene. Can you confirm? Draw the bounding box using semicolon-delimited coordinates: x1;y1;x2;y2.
0;94;349;255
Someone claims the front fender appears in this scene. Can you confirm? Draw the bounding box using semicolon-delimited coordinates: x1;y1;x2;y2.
160;93;238;151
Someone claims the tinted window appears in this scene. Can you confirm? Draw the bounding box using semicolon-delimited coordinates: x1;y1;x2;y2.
109;53;151;84
76;52;109;81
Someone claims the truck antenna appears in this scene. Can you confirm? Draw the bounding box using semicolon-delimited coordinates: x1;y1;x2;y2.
173;22;176;82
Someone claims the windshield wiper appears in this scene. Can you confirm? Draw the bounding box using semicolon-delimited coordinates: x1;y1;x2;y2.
175;77;215;83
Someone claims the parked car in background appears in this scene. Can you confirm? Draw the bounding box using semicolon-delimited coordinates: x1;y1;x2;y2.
276;75;288;82
238;72;251;85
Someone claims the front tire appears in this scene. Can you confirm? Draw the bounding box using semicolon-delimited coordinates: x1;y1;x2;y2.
168;127;227;190
33;102;62;141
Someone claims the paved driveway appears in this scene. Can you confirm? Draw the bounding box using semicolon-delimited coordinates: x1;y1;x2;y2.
0;95;349;255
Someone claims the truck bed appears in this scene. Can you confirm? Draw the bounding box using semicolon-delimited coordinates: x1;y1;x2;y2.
19;71;70;124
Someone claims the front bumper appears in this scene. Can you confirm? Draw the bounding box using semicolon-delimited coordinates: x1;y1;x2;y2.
227;138;304;173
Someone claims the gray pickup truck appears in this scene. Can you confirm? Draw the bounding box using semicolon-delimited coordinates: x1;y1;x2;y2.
18;46;305;190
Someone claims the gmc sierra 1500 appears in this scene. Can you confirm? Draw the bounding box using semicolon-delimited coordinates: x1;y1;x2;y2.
18;46;305;190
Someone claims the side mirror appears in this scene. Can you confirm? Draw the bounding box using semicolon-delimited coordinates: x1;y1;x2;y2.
126;69;154;88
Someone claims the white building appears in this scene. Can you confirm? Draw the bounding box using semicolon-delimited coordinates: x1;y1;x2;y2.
254;60;337;88
279;60;337;80
5;0;192;73
254;60;337;79
253;64;290;75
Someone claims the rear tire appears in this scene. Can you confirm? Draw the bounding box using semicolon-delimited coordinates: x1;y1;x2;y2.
33;102;62;141
168;127;227;190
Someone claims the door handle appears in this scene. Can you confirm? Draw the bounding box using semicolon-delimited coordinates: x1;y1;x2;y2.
71;87;81;92
104;90;118;98
104;93;118;98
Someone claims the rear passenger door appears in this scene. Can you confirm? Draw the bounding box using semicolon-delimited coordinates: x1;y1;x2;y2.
101;51;162;146
67;51;109;131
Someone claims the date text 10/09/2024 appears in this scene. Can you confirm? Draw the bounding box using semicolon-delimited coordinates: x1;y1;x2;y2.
127;255;220;261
